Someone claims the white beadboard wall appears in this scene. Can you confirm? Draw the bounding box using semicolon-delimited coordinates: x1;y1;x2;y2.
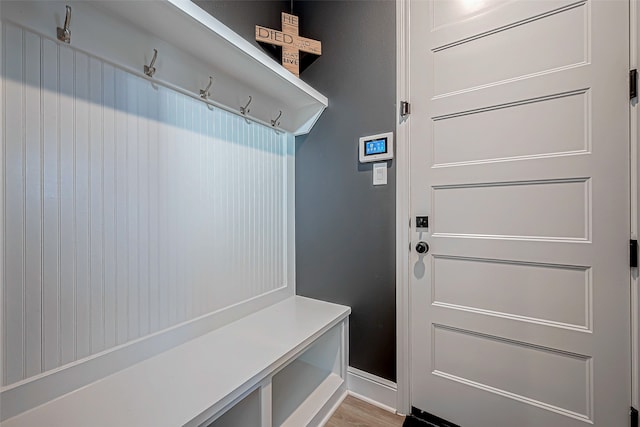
2;22;289;387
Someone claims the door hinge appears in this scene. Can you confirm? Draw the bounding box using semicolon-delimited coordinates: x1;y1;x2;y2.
631;407;638;427
400;101;411;118
631;240;638;268
631;69;638;100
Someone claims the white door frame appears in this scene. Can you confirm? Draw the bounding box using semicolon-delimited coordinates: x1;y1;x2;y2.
395;0;411;415
394;0;640;415
631;0;640;411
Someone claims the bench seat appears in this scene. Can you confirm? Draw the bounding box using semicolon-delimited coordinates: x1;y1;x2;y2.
2;296;350;427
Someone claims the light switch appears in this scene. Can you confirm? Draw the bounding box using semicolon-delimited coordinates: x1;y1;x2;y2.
373;162;387;186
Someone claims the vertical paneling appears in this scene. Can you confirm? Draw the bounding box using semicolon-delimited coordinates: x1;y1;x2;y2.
166;89;177;326
137;80;149;337
158;88;170;330
4;23;25;385
24;29;42;379
126;73;138;341
2;23;289;386
102;64;116;350
249;123;256;297
58;44;75;366
89;57;104;353
42;38;60;372
74;51;90;360
114;68;128;346
148;82;160;332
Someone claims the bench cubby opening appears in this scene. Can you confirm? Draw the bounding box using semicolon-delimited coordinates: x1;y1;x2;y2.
272;323;344;427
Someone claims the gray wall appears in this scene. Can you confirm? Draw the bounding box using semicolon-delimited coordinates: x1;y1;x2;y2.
294;1;397;382
195;0;397;382
194;0;290;49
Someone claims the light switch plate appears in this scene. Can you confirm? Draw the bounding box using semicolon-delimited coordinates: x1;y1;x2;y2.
373;162;387;186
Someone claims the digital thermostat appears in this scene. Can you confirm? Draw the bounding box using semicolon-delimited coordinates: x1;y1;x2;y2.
359;132;394;163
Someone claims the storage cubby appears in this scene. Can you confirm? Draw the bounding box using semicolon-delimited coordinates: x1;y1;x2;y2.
205;321;346;427
206;389;261;427
272;324;344;427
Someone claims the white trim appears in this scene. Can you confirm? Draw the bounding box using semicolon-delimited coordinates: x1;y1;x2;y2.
632;0;639;410
347;367;398;414
287;133;297;296
260;380;273;427
318;390;348;427
395;0;411;416
0;19;5;397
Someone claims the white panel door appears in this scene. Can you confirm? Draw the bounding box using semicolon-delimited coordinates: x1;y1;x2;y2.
409;1;631;426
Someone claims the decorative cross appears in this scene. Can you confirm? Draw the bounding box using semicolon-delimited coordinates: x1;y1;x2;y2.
256;12;322;78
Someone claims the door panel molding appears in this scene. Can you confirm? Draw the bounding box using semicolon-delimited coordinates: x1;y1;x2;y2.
405;1;631;426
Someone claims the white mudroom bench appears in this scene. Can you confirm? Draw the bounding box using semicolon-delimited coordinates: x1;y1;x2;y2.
2;296;350;427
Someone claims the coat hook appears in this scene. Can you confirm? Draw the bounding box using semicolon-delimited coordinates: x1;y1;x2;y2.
144;49;158;78
57;5;72;44
240;96;252;116
200;76;213;100
271;110;282;127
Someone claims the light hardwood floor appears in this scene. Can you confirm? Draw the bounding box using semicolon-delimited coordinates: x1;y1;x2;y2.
326;395;405;427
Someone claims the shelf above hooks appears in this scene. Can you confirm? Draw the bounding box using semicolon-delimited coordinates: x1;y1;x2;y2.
2;0;327;136
95;0;327;136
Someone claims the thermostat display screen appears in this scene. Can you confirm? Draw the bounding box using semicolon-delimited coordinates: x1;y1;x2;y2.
365;138;388;156
359;131;393;163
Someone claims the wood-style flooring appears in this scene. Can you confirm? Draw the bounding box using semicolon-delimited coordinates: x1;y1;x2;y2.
326;395;406;427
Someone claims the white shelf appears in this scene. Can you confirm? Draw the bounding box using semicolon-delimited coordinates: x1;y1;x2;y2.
97;0;328;136
1;0;328;136
272;360;344;427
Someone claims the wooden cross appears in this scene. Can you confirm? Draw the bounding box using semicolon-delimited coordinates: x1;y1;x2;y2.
256;13;322;77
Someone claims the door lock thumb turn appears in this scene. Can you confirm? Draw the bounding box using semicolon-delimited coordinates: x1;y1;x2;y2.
415;241;429;254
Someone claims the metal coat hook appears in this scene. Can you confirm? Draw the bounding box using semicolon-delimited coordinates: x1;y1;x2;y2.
57;5;72;44
271;110;282;127
144;49;158;78
200;76;214;100
240;96;252;116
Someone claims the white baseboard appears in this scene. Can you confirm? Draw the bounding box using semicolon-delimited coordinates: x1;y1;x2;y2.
347;366;398;413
